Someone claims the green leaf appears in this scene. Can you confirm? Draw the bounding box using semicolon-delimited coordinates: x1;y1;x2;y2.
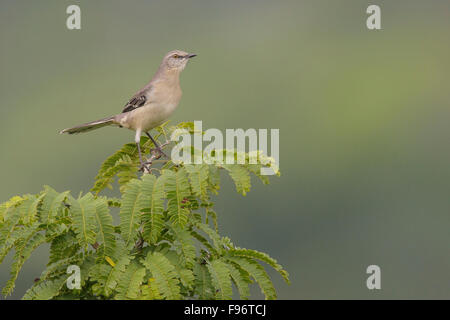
222;165;251;196
206;259;232;300
22;276;67;300
177;268;195;291
195;222;223;253
41;253;84;282
68;193;97;247
207;165;221;194
119;179;144;246
163;169;191;228
19;194;44;225
170;226;196;268
227;263;251;300
226;257;277;300
48;231;79;264
93;197;116;257
115;263;147;300
140;281;162;300
40;186;69;225
246;163;270;185
89;263;113;296
2;230;46;296
142;251;181;300
227;247;290;284
159;249;195;291
205;208;218;232
185;164;210;200
117;156;140;194
0;208;23;263
91;143;140;195
79;255;96;287
89;252;132;297
0;196;25;223
91;137;153;195
191;230;218;255
193;263;214;299
141;174;165;245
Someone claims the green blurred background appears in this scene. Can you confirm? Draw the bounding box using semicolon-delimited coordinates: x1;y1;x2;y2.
1;0;450;299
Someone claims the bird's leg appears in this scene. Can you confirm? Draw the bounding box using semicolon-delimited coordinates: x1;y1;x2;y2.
146;132;168;159
135;130;150;172
137;142;150;172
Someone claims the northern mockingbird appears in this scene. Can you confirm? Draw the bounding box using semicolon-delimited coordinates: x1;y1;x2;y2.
60;50;196;170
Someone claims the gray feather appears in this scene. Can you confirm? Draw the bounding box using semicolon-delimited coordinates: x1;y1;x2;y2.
59;116;116;134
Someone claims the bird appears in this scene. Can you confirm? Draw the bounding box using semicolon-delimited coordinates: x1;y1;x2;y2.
60;50;197;171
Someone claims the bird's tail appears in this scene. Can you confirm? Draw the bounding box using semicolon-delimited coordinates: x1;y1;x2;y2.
59;116;116;134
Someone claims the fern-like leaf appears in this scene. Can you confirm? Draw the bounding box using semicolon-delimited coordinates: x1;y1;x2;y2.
222;165;251;196
185;164;210;200
141;174;165;245
41;253;84;282
119;179;144;246
191;230;218;255
226;257;277;300
0;208;27;263
227;247;290;284
93;197;116;257
48;231;79;264
171;226;196;268
19;194;44;225
68;193;97;248
140;280;162;300
227;262;251;300
193;263;214;299
142;251;181;300
22;276;66;300
117;156;140;193
205;208;218;232
160;249;195;291
115;263;147;300
207;165;221;194
206;259;232;300
163;169;191;228
195;222;224;254
91;137;152;195
90;255;132;297
2;230;46;296
91;143;140;195
40;186;69;225
0;196;24;223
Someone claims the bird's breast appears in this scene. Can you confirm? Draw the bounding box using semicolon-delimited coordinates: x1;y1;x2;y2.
118;77;182;132
123;93;182;132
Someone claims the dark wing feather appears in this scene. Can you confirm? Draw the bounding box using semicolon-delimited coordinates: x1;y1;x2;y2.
121;82;154;113
122;94;147;113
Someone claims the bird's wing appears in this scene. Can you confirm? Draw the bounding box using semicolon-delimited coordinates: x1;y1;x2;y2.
121;84;153;113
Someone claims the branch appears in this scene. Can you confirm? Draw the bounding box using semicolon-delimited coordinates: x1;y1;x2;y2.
141;140;172;174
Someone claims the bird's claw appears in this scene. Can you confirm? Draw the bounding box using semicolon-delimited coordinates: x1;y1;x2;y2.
150;148;168;159
139;162;151;173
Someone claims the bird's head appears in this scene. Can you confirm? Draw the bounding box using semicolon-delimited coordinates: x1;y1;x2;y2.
162;50;197;71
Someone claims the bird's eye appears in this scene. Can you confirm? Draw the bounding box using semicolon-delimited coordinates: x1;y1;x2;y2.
173;54;179;59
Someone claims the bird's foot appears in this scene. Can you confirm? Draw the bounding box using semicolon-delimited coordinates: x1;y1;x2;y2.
139;162;151;173
150;147;168;159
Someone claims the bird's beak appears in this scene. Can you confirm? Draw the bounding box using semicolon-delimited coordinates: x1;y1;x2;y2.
187;54;197;58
